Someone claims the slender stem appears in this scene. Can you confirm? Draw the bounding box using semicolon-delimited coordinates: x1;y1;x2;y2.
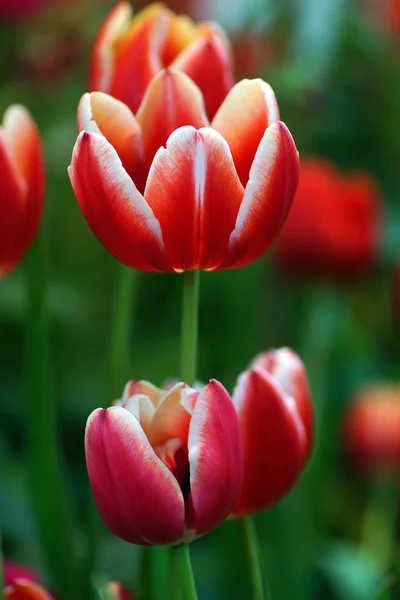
360;474;398;569
239;517;266;600
180;270;200;387
109;265;140;400
26;230;80;599
173;545;198;600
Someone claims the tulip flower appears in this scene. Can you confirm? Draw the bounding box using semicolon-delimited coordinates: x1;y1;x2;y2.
85;379;242;544
89;2;234;120
0;0;46;18
276;158;381;280
0;105;45;276
4;582;53;600
69;71;299;272
232;348;313;516
344;384;400;471
103;582;132;600
4;562;39;587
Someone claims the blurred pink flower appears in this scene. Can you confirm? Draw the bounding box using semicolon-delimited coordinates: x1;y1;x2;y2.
0;0;46;18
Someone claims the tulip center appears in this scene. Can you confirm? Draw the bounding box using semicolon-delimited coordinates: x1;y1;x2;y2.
117;380;198;501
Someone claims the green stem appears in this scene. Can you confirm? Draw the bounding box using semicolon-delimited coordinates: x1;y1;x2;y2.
239;517;266;600
26;230;80;600
360;474;398;569
173;545;198;600
109;265;140;400
180;270;200;386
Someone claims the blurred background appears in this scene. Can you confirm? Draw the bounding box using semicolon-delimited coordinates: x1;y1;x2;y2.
1;0;400;598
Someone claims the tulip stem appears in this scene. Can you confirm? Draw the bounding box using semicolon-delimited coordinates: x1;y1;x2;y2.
109;265;140;399
26;229;80;600
173;544;198;600
360;474;398;569
239;516;269;600
180;270;200;387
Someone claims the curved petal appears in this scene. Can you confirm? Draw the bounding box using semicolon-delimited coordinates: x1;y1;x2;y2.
186;380;242;537
222;122;299;269
121;379;165;408
144;126;244;271
232;368;307;517
172;28;234;119
148;382;198;447
211;79;279;186
77;92;145;189
0;106;44;276
110;7;170;113
4;582;53;600
136;69;208;169
85;407;185;545
0;139;25;275
162;14;199;65
89;1;132;92
68;131;172;272
252;348;314;458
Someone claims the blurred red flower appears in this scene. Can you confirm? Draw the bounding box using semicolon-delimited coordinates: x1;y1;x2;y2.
0;0;46;18
3;562;52;600
276;158;381;280
344;384;400;471
4;562;39;587
0;105;45;276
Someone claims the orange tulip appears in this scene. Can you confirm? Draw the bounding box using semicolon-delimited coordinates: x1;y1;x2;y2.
89;2;234;120
0;105;45;276
344;384;400;471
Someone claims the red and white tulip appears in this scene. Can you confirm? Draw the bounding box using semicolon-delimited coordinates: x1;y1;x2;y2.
69;72;299;272
0;105;44;276
232;348;313;516
85;379;242;545
89;2;233;120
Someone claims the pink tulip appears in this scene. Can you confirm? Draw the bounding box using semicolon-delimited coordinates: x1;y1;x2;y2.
85;379;242;544
232;348;313;516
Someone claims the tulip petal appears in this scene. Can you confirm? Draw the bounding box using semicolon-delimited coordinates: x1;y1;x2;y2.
89;1;132;92
252;348;314;457
148;382;197;447
77;92;145;189
186;380;242;537
172;28;234;119
222;122;299;269
68;131;172;272
0;106;44;276
136;69;208;169
110;7;170;113
232;368;306;516
4;582;53;600
121;379;165;408
212;79;279;186
144;126;244;271
85;407;185;544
